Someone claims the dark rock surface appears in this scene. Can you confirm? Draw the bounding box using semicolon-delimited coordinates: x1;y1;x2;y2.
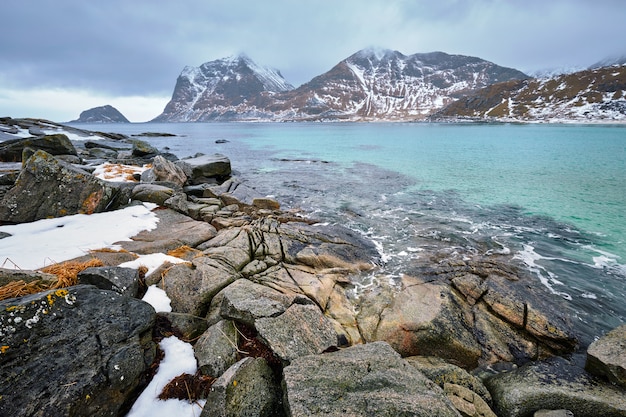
182;153;232;184
0;285;156;417
0;150;126;223
77;266;140;297
0;133;78;162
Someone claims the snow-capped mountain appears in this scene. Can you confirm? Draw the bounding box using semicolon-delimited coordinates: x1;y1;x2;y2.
274;49;528;121
432;64;626;122
152;49;528;122
153;54;294;122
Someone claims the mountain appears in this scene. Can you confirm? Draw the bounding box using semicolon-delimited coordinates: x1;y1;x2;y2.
70;105;130;123
431;64;626;122
153;54;294;122
272;49;529;121
152;49;528;122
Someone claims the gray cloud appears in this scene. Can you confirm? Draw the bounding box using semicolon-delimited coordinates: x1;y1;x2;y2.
1;0;625;97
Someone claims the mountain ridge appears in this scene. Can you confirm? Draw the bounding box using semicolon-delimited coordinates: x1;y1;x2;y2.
151;49;626;123
153;49;528;122
431;64;626;122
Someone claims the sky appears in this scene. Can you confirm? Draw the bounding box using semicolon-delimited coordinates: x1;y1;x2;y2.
1;0;625;122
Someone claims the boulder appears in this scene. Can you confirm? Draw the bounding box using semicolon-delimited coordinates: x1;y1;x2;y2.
0;285;156;417
130;139;159;157
371;257;578;368
161;256;238;316
282;341;460;417
117;208;217;254
278;221;380;271
0;150;124;223
586;324;626;388
195;320;240;377
201;357;281;417
443;383;497;417
485;356;626;417
362;276;482;370
405;355;492;405
158;312;208;341
208;178;264;207
207;278;297;327
131;183;176;206
254;303;337;363
0;133;77;162
77;266;140;297
141;155;187;187
182;153;231;184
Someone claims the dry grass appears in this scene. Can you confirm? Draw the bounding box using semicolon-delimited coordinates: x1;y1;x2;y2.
158;371;215;401
98;163;149;182
0;280;50;301
41;259;104;288
0;258;104;301
166;245;203;260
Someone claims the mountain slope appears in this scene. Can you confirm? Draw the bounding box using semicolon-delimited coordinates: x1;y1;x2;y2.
432;65;626;122
273;49;528;120
152;49;528;122
153;54;294;122
70;105;129;123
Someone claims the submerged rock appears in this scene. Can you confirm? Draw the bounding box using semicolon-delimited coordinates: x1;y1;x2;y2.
0;285;156;417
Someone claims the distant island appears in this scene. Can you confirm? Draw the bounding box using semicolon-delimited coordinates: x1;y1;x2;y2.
69;104;130;123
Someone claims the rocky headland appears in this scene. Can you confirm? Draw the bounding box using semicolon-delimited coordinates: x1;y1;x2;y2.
0;118;624;417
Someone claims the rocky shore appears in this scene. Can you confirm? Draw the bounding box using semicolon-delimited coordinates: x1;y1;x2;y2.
1;118;625;417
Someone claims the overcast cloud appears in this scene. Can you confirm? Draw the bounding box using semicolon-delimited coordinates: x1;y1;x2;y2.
1;0;625;122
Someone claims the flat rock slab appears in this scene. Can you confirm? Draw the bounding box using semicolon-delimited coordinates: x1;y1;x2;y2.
118;208;216;254
282;341;460;417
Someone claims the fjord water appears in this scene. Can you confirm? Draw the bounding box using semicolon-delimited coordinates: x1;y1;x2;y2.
80;122;626;344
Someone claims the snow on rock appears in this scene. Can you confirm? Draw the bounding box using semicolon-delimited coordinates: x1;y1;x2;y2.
126;336;204;417
0;203;158;270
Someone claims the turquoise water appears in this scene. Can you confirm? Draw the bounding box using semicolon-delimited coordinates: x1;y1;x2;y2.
230;123;626;258
74;122;626;343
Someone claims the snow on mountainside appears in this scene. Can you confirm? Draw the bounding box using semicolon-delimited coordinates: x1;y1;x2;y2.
153;54;294;122
152;49;528;122
432;64;626;123
274;49;528;121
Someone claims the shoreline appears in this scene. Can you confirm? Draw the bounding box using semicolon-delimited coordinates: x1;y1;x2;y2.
1;118;625;417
